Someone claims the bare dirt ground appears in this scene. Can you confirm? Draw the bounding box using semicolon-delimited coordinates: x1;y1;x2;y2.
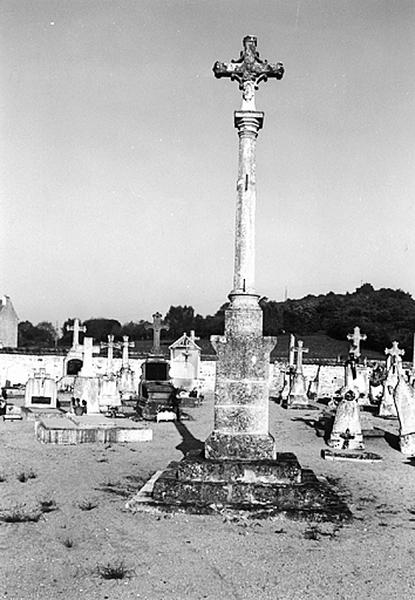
1;395;415;600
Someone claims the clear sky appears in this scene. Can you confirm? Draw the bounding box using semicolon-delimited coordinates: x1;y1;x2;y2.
1;0;414;326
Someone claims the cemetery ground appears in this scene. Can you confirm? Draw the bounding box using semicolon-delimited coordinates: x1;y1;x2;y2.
1;396;415;600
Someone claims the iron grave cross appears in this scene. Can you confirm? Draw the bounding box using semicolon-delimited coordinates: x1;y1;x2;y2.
213;36;284;109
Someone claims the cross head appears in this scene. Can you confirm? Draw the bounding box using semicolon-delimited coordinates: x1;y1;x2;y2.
385;341;405;365
67;318;87;347
213;36;284;109
294;339;309;372
347;326;367;359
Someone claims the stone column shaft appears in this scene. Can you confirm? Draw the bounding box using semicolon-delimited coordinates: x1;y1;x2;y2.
231;111;263;297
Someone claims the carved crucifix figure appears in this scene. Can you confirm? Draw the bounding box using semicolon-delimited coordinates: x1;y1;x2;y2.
67;318;87;349
101;334;121;375
147;312;169;355
347;326;367;359
213;35;284;110
121;335;134;369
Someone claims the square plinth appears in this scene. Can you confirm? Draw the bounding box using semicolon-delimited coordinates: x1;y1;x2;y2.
146;451;351;520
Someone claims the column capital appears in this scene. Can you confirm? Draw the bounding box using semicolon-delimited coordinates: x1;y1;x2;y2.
234;110;264;134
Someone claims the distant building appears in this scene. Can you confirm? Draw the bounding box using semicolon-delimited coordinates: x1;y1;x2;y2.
0;296;18;348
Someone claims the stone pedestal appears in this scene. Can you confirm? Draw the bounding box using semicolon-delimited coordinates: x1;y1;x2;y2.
288;373;309;408
205;295;276;461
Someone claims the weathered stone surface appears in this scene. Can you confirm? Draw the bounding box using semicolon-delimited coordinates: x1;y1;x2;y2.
176;453;301;484
205;432;276;460
322;449;382;462
328;391;364;451
151;455;349;518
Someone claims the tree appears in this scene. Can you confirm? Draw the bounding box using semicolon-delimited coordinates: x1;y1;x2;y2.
164;306;195;339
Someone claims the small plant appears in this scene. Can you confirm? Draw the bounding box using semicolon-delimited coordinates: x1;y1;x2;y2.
62;537;74;548
39;499;58;513
96;560;132;580
77;499;98;511
0;504;42;523
17;469;37;483
0;474;6;483
304;526;321;540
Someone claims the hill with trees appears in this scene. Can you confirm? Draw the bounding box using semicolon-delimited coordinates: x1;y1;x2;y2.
15;284;415;356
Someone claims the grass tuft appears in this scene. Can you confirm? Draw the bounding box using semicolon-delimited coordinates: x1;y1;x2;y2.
17;469;37;483
62;537;74;548
96;560;132;580
77;499;98;511
39;499;58;513
0;504;42;523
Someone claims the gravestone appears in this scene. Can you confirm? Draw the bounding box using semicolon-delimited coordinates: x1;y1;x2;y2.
394;371;415;457
73;337;101;413
131;37;350;519
288;340;309;408
25;368;57;409
117;336;137;400
328;389;364;450
138;317;174;420
345;326;369;403
169;331;201;390
379;341;404;418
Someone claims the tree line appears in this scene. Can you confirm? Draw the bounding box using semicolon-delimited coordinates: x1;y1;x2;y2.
17;284;415;355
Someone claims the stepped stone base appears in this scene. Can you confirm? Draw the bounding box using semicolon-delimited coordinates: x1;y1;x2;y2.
128;450;351;521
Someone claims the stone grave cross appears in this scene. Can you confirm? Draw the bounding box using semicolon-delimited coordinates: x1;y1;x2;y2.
148;312;168;355
385;341;405;370
67;318;87;348
293;340;309;375
347;326;367;359
101;334;121;375
121;335;134;369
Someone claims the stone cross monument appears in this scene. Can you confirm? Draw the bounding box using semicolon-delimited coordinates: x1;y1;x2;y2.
147;312;168;356
205;36;284;460
294;340;309;374
67;318;87;349
347;326;367;359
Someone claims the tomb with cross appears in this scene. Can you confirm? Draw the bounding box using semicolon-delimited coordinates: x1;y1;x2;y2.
169;331;202;390
142;37;349;518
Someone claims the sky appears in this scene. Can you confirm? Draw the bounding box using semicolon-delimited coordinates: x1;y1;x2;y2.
1;0;414;326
